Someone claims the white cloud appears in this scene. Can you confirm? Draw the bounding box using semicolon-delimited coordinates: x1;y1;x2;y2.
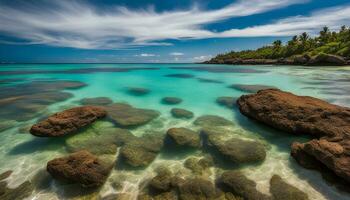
0;0;308;49
218;5;350;37
170;52;184;56
193;55;213;61
135;53;157;57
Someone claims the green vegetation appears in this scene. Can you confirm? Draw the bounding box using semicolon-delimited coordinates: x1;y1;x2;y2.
208;26;350;63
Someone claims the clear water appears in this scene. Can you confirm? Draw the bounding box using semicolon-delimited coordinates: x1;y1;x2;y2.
0;63;349;200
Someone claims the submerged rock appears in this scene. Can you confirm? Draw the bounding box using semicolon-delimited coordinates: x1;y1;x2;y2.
30;106;107;137
218;171;270;200
0;181;34;200
80;97;113;106
0;80;86;121
166;127;200;148
230;84;276;93
161;97;182;105
194;115;234;127
270;175;309;200
178;178;222;200
214;138;266;164
66;125;132;155
0;171;12;181
149;167;173;192
127;87;150;96
106;103;160;128
47;150;113;188
170;108;194;119
119;133;164;167
184;156;214;175
216;97;237;108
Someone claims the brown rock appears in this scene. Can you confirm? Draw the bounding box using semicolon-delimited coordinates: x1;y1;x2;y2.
47;150;113;187
30;106;107;137
237;89;350;138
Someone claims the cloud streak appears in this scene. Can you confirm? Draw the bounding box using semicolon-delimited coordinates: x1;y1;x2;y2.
1;0;348;49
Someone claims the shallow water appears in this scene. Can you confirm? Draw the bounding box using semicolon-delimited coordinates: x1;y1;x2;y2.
0;63;349;200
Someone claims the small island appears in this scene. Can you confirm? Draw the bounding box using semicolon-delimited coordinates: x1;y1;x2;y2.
205;26;350;66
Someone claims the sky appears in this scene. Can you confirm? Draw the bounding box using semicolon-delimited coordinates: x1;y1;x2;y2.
0;0;349;63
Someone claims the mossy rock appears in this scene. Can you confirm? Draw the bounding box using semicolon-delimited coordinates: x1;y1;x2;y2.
194;115;234;127
184;156;214;175
170;108;194;119
216;97;237;108
80;97;113;106
166;127;200;148
161;97;182;105
270;175;309;200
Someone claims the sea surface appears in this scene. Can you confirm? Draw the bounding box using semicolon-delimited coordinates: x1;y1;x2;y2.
0;63;349;200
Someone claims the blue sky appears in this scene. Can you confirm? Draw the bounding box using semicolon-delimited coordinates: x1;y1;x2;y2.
0;0;349;63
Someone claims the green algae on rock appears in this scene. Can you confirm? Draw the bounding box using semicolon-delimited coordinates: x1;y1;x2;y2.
166;127;200;148
106;103;160;128
216;97;237;108
270;175;309;200
127;87;150;96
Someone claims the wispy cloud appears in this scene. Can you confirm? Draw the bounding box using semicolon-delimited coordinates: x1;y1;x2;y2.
193;55;213;61
135;53;157;57
2;0;346;50
170;52;184;56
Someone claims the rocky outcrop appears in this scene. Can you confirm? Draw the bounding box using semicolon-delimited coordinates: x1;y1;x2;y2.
170;108;194;119
47;150;113;188
194;115;234;127
237;89;350;183
270;175;309;200
106;103;159;128
30;106;107;137
166;127;200;148
178;178;222;200
237;89;350;138
161;97;182;105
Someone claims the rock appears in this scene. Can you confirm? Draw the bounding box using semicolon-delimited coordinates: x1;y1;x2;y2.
237;89;350;183
161;97;182;105
66;125;133;155
293;54;310;64
165;73;195;78
218;171;270;200
166;128;200;148
102;193;132;200
237;89;350;138
307;53;346;66
30;106;107;137
270;175;309;200
216;97;237;108
230;84;276;93
47;150;113;188
0;171;12;181
213;138;266;164
178;178;221;200
127;87;150;96
292;138;350;182
138;191;178;200
194;115;234;127
119;133;164;167
0;181;34;200
197;78;223;84
184;156;214;175
106;103;160;128
149;168;173;192
170;108;194;119
80;97;113;106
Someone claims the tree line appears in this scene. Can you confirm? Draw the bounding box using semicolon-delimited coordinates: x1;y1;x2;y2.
209;26;350;62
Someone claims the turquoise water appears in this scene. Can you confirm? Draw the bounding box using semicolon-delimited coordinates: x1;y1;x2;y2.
0;63;349;200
